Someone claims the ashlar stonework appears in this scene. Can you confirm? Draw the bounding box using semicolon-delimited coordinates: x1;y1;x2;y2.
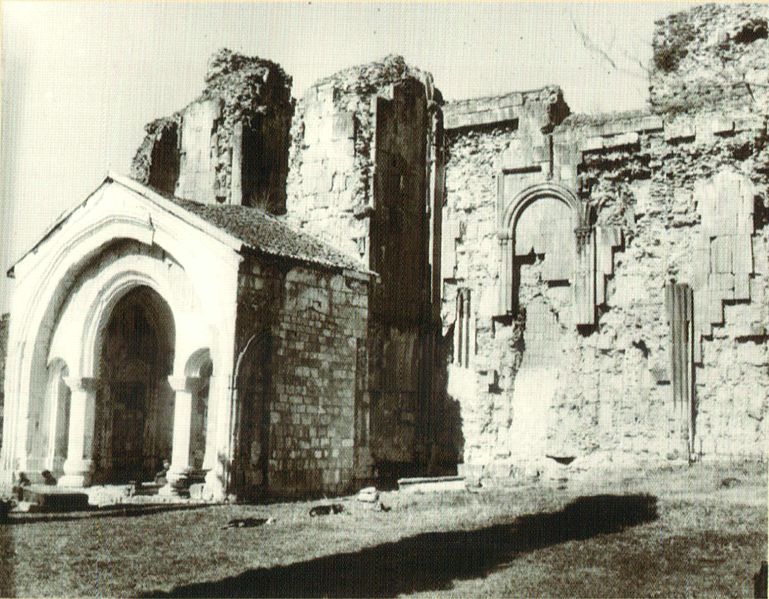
1;3;767;498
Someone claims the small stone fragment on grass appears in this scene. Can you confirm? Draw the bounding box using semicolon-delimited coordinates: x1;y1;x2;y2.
221;517;274;529
356;486;379;502
309;503;344;516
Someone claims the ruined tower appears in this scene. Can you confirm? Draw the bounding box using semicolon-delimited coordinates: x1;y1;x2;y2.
285;55;446;479
131;49;294;213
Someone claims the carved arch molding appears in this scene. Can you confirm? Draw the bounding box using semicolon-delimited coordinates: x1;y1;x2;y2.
496;181;622;327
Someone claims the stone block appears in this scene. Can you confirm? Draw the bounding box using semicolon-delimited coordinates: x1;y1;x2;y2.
710;271;734;292
707;294;724;324
738;341;766;366
752;237;767;274
692;246;710;290
732;235;753;274
711;118;734;135
502;139;537;171
737;211;754;235
749;278;765;304
581;136;604;152
398;476;467;492
664;123;695;142
332;112;355;140
733;274;750;302
633;115;664;132
631;180;652;216
733;116;766;133
710;236;733;274
444;106;519;130
22;486;90;512
559;165;576;182
603;132;639;149
554;142;580;166
531;143;549;163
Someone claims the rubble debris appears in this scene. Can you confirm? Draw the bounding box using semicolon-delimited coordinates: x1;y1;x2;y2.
356;486;379;502
309;504;344;516
221;517;274;529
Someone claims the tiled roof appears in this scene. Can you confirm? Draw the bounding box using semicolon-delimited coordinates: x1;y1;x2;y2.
9;174;369;277
166;195;368;273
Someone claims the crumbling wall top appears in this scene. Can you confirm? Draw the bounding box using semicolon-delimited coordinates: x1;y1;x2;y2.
443;86;569;133
200;48;292;109
650;3;769;114
310;54;441;103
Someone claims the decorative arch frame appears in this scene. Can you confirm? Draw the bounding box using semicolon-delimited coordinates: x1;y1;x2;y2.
78;268;180;380
499;182;588;237
1;183;240;486
185;348;213;379
497;182;593;320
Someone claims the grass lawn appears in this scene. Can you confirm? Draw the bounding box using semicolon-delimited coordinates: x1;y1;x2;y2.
0;461;766;597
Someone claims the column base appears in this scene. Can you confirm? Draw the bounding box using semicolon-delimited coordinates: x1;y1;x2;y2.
59;459;93;488
58;473;91;488
159;467;191;496
158;483;188;497
204;468;226;501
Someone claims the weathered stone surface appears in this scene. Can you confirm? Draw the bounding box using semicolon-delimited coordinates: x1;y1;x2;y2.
285;56;444;477
131;48;293;212
650;4;769;114
233;262;369;499
439;18;769;479
6;4;768;499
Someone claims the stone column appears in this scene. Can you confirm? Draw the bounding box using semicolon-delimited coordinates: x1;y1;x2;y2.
498;236;512;316
59;377;99;487
573;225;596;326
161;375;195;495
203;374;231;501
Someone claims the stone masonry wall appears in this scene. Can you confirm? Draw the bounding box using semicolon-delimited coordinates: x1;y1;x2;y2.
234;258;368;499
442;91;768;482
285;56;442;476
131;49;293;213
286;55;438;259
651;4;769;114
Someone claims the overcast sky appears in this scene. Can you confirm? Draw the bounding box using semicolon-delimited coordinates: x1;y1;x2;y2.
0;0;697;312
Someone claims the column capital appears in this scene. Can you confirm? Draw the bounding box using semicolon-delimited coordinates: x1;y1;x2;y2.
168;375;189;392
169;375;213;393
63;376;99;393
574;225;593;248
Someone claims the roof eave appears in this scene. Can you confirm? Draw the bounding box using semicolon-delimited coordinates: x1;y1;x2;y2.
241;245;375;278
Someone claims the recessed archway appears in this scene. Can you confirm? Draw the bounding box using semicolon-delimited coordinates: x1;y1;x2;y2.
499;183;583;459
96;285;176;483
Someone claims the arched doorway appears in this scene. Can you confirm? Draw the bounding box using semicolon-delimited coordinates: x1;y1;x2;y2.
97;286;175;483
500;185;581;459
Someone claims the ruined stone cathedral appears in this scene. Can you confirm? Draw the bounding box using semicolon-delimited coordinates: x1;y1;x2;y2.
1;4;768;500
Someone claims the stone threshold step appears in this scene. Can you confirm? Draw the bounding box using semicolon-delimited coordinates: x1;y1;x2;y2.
397;475;467;493
22;486;90;512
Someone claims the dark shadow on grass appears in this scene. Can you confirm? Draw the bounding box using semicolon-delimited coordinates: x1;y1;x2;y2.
0;521;15;597
144;493;658;598
6;503;212;525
